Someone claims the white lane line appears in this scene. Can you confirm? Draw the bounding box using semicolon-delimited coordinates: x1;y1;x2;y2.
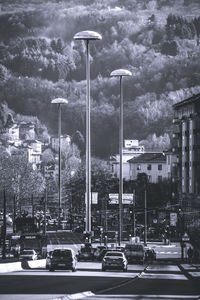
140;273;188;280
0;295;199;300
3;270;138;278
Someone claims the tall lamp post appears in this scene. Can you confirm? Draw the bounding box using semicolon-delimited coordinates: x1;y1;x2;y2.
110;69;132;245
51;98;68;228
73;31;102;239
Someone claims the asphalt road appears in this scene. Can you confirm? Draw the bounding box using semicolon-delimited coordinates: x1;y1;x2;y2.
0;262;199;300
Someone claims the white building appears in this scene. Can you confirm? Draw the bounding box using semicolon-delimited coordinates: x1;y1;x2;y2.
109;140;145;180
128;152;168;183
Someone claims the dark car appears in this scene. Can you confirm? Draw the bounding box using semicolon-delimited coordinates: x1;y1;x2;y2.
77;245;94;261
49;248;77;271
93;246;106;260
145;247;156;262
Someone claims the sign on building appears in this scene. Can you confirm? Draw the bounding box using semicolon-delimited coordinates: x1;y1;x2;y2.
170;212;178;226
109;194;134;205
21;205;32;217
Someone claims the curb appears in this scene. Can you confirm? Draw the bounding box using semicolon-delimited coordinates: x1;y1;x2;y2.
0;259;46;273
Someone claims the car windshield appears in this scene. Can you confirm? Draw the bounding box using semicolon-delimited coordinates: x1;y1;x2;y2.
125;245;144;251
105;252;123;257
22;250;34;255
52;250;72;257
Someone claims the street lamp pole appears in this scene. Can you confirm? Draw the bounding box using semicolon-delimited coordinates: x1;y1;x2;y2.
73;31;102;238
110;69;132;246
51;98;68;228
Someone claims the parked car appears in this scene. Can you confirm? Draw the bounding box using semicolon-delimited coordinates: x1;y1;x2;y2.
49;248;77;272
19;249;38;261
102;251;128;272
145;247;156;262
77;245;94;261
46;251;53;269
124;243;145;264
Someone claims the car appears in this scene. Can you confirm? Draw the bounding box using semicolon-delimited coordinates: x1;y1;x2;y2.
124;243;145;264
145;247;156;262
93;246;106;260
49;248;77;272
46;251;53;269
77;245;94;261
19;249;38;261
102;251;128;272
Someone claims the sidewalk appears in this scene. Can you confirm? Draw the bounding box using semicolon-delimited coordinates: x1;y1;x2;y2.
179;263;200;280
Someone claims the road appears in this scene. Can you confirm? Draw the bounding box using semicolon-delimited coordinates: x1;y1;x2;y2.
0;239;198;299
0;261;199;300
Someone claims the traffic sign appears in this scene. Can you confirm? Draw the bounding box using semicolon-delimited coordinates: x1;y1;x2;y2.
182;232;190;242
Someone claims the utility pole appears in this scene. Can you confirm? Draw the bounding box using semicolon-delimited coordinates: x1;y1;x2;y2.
144;189;147;246
13;194;16;233
133;189;136;237
31;194;34;218
43;189;47;236
2;188;6;259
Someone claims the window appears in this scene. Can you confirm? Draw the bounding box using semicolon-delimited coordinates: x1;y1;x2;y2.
158;176;162;182
137;164;141;170
147;164;151;171
158;164;162;171
148;175;152;182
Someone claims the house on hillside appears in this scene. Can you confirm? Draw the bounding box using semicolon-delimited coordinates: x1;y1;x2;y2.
128;152;168;183
19;122;36;140
173;93;200;229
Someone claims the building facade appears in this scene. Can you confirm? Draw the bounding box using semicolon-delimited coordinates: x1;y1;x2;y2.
128;152;168;183
109;139;145;180
173;93;200;229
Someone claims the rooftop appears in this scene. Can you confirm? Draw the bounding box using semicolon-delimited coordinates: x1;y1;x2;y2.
128;152;166;164
173;93;200;109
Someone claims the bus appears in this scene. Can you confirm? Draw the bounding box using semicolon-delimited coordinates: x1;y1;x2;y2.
20;233;47;258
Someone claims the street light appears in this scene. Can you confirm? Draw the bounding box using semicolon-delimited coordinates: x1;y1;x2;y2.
73;31;102;239
110;69;132;246
51;98;68;228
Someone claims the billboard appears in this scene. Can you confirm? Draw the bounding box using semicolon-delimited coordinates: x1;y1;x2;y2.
108;194;134;205
170;212;177;226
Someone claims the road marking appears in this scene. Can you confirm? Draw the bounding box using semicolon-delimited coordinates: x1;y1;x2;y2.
4;270;138;278
140;273;188;280
0;295;198;300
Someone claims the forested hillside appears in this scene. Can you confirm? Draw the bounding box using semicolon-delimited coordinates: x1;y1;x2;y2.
0;0;200;157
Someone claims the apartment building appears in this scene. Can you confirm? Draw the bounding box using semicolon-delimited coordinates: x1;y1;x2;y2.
173;93;200;228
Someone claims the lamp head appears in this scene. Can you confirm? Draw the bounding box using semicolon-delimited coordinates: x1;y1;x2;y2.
110;69;132;77
73;30;102;41
51;98;68;105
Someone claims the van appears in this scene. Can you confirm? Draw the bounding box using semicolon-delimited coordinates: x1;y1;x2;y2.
49;248;77;271
124;243;145;264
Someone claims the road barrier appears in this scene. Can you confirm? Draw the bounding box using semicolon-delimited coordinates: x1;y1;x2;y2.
0;259;46;273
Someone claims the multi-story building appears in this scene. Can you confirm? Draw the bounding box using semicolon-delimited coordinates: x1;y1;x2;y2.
128;152;168;183
173;93;200;229
109;139;145;180
173;94;200;229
